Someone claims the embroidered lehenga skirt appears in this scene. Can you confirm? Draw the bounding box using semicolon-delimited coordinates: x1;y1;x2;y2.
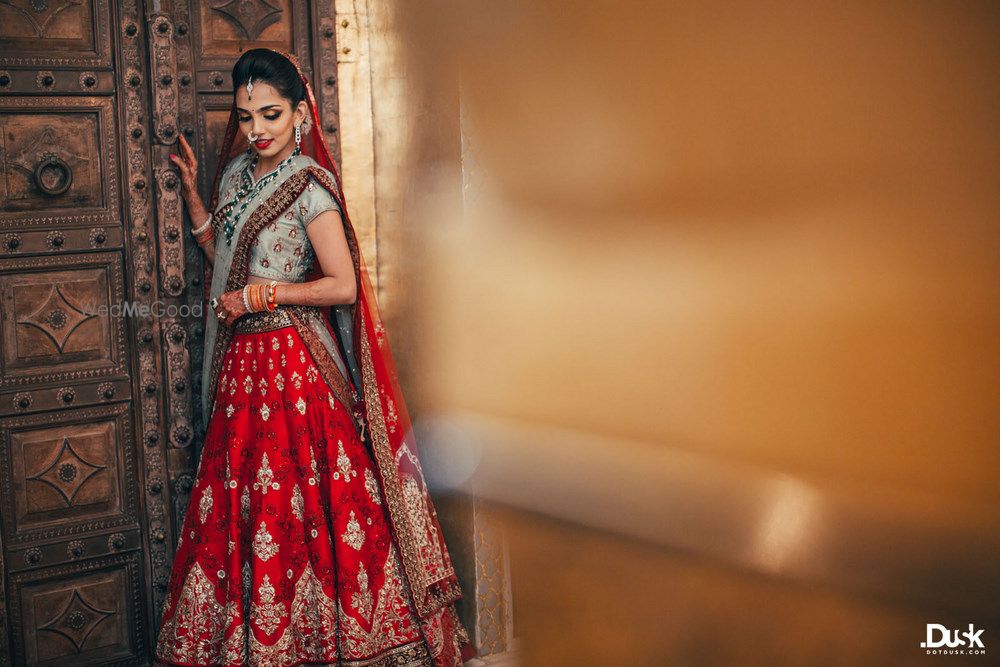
154;308;470;666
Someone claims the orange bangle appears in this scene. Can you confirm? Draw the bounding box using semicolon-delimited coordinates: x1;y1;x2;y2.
252;284;265;312
196;228;214;247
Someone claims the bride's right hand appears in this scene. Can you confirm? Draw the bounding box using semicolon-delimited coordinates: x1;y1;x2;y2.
169;135;199;204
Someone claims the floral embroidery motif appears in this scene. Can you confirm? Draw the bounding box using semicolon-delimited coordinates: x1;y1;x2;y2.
364;468;382;506
252;574;286;635
198;486;213;524
254;452;279;493
241;486;250;521
229;378;237;395
342;510;364;550
260;403;271;421
328;393;337;410
403;476;445;572
291;371;302;389
291;484;304;520
154;563;227;664
351;564;373;622
274;372;285;391
244;376;253;394
259;377;268;396
333;440;356;481
386;396;399;434
295;397;307;415
226;403;235;418
306;365;318;383
271;336;280;351
253;521;279;562
308;446;319;486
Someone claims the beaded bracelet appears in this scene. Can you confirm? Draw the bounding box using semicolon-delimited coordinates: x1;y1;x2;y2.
266;281;278;311
242;286;252;313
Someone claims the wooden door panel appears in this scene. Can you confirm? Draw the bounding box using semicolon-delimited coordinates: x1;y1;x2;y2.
195;93;237;199
0;0;111;69
8;552;144;666
0;404;140;549
0;96;121;227
0;251;126;390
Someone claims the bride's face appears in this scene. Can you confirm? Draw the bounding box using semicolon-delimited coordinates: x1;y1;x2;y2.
234;80;307;160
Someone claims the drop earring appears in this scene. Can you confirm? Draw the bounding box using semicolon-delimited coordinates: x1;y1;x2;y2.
294;123;301;147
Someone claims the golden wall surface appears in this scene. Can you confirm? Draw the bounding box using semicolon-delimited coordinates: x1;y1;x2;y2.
343;2;1000;664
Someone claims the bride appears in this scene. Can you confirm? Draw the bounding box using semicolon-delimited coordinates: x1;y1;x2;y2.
154;47;475;667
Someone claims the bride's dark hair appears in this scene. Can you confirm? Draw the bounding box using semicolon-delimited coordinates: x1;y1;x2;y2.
231;48;306;105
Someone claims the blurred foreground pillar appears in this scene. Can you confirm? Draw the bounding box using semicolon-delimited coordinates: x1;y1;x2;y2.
395;2;1000;665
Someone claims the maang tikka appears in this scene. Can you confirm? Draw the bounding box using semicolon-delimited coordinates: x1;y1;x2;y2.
246;76;254;100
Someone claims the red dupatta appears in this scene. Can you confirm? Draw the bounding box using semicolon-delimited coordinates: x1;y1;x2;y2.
201;50;463;619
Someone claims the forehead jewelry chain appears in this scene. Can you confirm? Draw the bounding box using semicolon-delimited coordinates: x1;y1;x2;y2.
246;75;254;100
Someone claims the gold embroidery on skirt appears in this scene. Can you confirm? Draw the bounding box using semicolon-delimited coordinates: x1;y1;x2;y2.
252;521;279;562
342;510;365;551
291;483;304;521
251;574;286;635
198;485;213;524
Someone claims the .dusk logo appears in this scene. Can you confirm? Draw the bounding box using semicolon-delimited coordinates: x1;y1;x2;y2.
921;623;987;656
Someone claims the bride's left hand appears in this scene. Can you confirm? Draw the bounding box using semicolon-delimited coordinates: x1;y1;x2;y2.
214;289;248;326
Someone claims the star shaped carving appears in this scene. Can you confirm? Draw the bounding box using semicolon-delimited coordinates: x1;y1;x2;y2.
26;437;107;506
18;283;95;353
212;0;282;41
38;588;116;652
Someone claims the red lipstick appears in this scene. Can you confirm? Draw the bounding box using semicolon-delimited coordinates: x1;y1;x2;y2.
254;138;273;150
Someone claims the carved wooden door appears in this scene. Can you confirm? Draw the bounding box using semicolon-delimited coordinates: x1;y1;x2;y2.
0;1;340;664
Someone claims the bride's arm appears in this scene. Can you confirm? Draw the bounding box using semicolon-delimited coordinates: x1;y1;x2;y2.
169;135;216;266
273;209;357;307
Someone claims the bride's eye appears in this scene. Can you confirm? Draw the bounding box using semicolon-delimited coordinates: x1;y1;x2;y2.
264;112;281;121
238;116;251;123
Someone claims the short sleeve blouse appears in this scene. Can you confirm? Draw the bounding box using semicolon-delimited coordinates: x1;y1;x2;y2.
247;166;342;282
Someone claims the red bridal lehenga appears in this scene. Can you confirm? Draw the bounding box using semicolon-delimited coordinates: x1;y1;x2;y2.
154;52;475;667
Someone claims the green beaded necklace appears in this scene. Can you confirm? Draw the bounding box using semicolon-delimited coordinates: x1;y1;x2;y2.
221;146;302;246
